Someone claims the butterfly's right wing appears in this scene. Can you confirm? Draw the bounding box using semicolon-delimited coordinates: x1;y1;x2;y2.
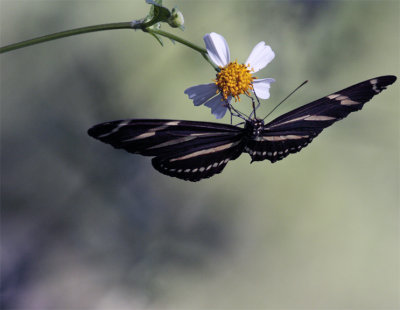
246;75;396;162
88;119;245;181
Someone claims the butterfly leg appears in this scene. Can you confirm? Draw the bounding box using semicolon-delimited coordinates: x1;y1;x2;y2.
227;102;248;121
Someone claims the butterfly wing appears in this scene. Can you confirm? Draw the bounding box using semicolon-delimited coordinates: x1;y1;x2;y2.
88;119;245;181
245;75;397;162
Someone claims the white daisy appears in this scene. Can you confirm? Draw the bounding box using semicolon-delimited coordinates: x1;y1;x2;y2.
184;32;275;119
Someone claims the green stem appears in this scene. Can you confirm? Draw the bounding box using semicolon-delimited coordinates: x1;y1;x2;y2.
0;21;217;70
147;28;218;70
0;22;132;53
149;28;206;54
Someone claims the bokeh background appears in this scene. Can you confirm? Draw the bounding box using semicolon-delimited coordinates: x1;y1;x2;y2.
1;0;399;309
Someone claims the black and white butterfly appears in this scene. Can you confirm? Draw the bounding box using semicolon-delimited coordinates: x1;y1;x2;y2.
88;75;396;181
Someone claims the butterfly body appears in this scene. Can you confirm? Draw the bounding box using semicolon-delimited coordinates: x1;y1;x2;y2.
88;75;396;181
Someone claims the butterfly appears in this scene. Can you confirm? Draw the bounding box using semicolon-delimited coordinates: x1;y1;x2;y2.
88;75;396;182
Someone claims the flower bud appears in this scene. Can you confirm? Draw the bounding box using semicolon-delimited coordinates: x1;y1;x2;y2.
167;8;184;29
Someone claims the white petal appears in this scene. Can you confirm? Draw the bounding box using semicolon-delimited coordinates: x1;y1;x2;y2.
204;95;229;119
204;32;230;67
245;42;275;73
184;83;218;106
253;78;275;99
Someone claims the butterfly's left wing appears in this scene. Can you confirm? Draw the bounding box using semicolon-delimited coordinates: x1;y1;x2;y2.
246;75;396;162
88;119;245;181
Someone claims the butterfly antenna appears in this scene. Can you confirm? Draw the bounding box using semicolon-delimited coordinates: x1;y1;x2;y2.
263;80;308;121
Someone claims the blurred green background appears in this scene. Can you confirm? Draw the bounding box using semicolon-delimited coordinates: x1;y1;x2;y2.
1;0;399;309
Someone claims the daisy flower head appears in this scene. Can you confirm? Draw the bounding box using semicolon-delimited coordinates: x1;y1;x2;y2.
184;32;275;119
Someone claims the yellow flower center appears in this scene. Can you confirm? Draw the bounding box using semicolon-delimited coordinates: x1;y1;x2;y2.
215;61;256;101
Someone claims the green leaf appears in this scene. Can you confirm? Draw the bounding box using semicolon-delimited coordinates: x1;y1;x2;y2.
133;0;176;30
149;32;164;46
145;0;171;24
